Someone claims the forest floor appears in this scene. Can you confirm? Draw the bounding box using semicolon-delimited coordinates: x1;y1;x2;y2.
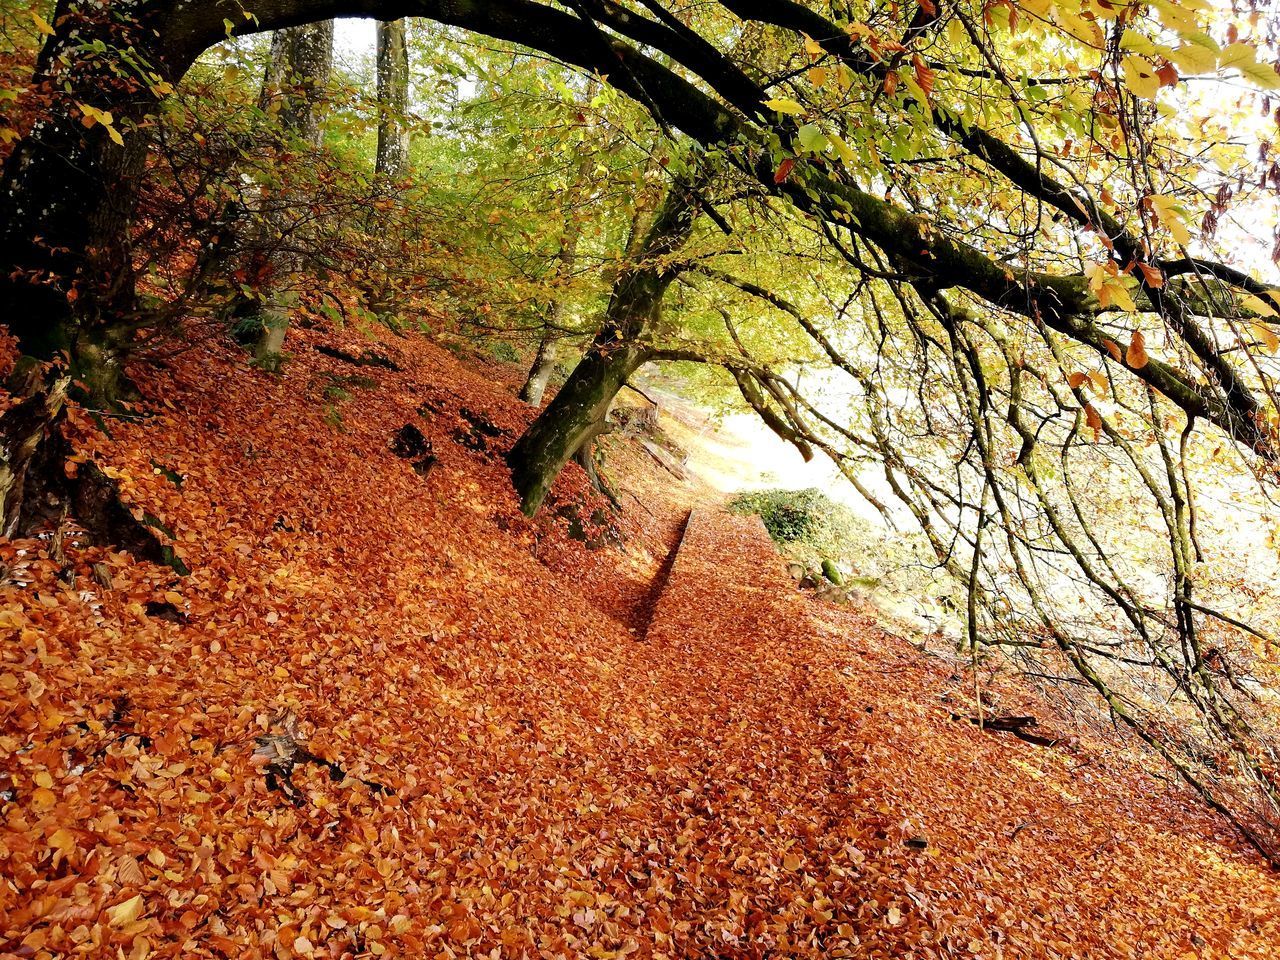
3;327;1280;959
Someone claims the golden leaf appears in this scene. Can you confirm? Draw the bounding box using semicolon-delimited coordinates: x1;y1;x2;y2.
1085;403;1103;438
1252;323;1279;354
106;894;145;928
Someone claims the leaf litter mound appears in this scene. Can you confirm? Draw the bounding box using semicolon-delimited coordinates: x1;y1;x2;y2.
1;329;1278;959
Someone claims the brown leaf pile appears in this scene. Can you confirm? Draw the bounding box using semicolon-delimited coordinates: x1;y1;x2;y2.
2;331;1278;959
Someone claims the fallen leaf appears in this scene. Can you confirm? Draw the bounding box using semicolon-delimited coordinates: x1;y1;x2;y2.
106;894;145;928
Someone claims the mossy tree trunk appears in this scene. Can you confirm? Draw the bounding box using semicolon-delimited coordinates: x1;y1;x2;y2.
508;173;703;514
252;20;334;365
0;2;168;533
510;336;653;514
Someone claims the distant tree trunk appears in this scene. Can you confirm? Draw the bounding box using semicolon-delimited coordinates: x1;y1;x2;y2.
267;21;334;148
518;333;560;406
519;136;663;407
508;174;702;514
518;224;584;405
363;19;412;325
375;19;410;181
518;84;597;406
252;20;334;364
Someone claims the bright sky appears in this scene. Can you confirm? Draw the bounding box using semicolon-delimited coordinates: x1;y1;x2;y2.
333;17;376;74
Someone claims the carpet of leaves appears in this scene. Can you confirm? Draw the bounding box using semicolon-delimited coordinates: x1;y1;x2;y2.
2;330;1279;959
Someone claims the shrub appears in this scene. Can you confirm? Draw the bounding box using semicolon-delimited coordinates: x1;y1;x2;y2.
729;488;842;549
488;340;521;363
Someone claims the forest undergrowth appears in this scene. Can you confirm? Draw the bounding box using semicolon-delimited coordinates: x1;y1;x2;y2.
2;327;1279;959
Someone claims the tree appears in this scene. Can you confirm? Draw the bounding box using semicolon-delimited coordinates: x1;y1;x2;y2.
250;19;334;364
517;80;600;407
6;0;1271;458
516;215;585;407
0;0;1271;538
509;167;705;512
374;19;411;181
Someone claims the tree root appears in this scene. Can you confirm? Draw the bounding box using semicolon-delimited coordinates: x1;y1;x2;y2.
952;711;1060;747
253;713;392;807
71;462;190;574
314;343;401;370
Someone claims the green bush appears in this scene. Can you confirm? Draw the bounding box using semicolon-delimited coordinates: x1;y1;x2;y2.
488;340;521;363
731;486;894;577
729;488;844;549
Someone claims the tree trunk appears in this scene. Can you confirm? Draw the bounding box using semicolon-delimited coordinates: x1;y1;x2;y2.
375;19;411;181
519;225;586;405
508;174;703;514
519;332;560;406
0;364;72;538
518;87;596;405
515;160;665;408
509;336;652;514
0;2;173;533
266;20;334;149
252;19;334;364
0;3;157;388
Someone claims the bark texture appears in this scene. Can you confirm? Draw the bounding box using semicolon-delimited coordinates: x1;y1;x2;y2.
252;19;335;363
263;20;335;148
519;221;586;405
508;174;703;514
375;19;411;180
518;335;560;407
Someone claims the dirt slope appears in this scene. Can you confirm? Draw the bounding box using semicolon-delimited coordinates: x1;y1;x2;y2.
1;330;1277;959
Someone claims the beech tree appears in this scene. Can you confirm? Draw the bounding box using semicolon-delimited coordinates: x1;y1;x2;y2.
516;200;586;407
3;0;1272;517
374;18;410;181
516;82;599;407
251;18;335;363
510;167;706;509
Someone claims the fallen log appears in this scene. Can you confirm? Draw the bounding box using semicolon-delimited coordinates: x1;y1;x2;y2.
314;343;401;371
639;439;687;480
952;712;1060;747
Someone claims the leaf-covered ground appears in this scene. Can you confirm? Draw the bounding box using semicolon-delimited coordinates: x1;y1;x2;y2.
2;330;1278;959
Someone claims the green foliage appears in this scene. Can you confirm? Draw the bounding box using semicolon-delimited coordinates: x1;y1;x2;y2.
487;339;521;364
729;488;861;562
730;487;818;543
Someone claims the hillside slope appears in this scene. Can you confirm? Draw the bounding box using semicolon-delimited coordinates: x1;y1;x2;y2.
2;329;1278;959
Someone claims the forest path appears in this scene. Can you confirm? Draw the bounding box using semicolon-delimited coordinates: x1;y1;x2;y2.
627;508;1280;958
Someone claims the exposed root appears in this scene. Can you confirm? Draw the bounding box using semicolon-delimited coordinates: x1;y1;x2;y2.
252;711;392;807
